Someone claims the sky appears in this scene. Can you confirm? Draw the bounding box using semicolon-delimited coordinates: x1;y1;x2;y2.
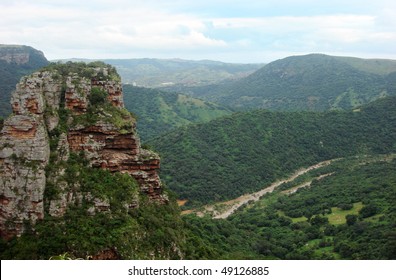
1;0;395;63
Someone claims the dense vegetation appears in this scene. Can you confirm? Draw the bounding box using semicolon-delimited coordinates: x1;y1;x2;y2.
123;85;232;141
150;97;396;206
0;45;49;117
42;61;120;82
186;54;396;111
183;156;396;259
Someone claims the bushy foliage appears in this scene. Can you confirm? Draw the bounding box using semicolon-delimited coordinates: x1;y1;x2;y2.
42;61;120;81
89;87;108;106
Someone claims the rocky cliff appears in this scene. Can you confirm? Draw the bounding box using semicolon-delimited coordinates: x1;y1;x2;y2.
0;45;49;117
0;62;166;241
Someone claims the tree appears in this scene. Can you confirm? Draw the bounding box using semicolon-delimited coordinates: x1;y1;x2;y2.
346;214;358;226
359;204;378;218
310;215;329;226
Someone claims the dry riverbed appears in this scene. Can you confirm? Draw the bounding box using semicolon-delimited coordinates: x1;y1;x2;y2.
182;159;336;219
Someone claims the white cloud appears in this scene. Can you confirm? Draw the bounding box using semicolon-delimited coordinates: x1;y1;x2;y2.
0;1;227;59
0;0;395;62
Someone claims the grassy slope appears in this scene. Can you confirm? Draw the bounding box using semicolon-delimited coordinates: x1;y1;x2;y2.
335;56;396;75
123;85;232;141
188;54;396;111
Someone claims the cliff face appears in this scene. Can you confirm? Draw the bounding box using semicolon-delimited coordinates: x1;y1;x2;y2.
0;45;49;118
0;45;47;65
0;63;165;240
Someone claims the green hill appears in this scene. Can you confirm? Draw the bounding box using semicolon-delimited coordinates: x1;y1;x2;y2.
123;85;232;141
190;54;396;111
150;96;396;206
0;45;49;117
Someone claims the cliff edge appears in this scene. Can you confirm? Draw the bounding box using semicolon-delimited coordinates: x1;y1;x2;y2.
0;62;180;259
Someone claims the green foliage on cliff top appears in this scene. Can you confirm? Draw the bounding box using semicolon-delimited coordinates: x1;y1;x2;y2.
42;61;120;82
71;103;135;134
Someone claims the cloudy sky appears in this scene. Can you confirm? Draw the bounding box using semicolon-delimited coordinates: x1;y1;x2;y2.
1;0;395;63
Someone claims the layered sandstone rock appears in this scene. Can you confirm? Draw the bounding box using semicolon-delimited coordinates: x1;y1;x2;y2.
0;63;164;239
0;114;49;239
67;120;163;201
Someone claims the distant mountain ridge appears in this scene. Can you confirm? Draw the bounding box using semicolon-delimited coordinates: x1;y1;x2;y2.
188;54;396;111
0;44;46;64
56;58;263;88
0;44;49;117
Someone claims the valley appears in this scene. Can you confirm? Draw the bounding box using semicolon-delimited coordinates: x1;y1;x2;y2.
183;159;336;218
183;155;396;259
184;153;396;220
1;45;395;260
150;97;396;206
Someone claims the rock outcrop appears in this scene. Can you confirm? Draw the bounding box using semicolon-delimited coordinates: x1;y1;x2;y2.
67;121;163;201
0;62;165;240
0;45;49;118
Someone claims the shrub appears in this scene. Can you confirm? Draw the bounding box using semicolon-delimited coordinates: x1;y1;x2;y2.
346;214;358;226
339;203;353;210
359;204;379;218
89;87;108;106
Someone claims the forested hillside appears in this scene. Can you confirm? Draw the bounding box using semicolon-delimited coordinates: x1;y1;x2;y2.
150;97;396;206
123;85;232;141
186;54;396;111
184;156;396;259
